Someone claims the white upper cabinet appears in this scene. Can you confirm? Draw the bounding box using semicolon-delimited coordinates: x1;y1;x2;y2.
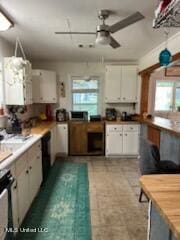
32;69;57;103
121;66;138;102
105;66;121;103
105;65;138;103
4;57;33;105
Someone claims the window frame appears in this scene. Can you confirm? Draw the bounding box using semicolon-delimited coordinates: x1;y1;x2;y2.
154;79;180;113
70;76;101;116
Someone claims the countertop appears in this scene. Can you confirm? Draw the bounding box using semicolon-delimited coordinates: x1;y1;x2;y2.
31;121;57;135
138;116;180;137
140;175;180;239
0;121;57;170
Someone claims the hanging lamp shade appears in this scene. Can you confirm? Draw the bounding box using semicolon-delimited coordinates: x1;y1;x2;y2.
159;48;172;66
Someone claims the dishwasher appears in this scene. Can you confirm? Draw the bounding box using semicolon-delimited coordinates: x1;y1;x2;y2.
0;169;14;240
41;131;51;182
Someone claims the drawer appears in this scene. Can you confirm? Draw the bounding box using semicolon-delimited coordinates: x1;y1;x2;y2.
123;125;139;132
87;123;104;132
106;125;123;133
15;153;28;176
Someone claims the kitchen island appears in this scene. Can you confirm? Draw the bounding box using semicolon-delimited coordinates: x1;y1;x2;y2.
139;117;180;164
140;174;180;240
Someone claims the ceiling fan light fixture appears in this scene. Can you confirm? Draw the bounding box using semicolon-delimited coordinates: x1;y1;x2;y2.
0;10;13;31
95;31;111;45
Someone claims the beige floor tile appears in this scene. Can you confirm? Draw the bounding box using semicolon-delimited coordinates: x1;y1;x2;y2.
100;226;131;240
99;208;124;226
91;210;101;227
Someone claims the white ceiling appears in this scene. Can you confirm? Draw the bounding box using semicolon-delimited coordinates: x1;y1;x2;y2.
0;0;179;62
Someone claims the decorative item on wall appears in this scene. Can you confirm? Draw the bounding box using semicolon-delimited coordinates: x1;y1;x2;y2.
60;82;65;97
159;28;172;66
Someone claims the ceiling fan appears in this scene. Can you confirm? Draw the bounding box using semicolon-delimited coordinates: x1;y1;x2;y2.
55;10;145;49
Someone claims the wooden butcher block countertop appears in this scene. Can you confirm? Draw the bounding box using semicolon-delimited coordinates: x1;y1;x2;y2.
140;175;180;239
0;151;12;162
31;121;57;136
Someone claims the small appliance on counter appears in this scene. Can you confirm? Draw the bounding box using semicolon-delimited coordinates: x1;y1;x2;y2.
121;112;135;121
90;115;102;122
56;109;67;122
71;111;88;121
105;108;117;121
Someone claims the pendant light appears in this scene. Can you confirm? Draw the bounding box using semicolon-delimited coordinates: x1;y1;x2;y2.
159;28;172;66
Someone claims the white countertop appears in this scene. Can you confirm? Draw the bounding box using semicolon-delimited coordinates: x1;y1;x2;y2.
0;134;42;170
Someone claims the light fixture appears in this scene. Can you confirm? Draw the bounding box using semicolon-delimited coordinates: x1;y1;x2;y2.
159;28;172;66
0;10;13;31
95;31;111;45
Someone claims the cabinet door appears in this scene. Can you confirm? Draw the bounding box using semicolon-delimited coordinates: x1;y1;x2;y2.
121;66;137;102
17;168;30;225
40;70;57;103
24;81;33;105
69;123;87;155
32;75;40;103
106;132;123;155
28;154;42;204
50;126;57;165
56;124;68;155
123;132;139;155
105;66;121;103
11;180;19;228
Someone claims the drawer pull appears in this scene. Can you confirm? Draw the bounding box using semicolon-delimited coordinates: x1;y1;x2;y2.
26;170;29;174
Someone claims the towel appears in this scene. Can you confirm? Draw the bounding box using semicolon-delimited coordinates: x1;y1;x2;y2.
0;189;8;240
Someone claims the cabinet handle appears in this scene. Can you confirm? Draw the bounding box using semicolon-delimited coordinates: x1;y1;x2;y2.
29;166;32;170
120;134;122;136
125;134;127;136
13;183;17;190
26;170;29;174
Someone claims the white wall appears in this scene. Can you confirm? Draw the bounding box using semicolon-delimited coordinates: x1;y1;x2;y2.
32;61;139;116
138;31;180;71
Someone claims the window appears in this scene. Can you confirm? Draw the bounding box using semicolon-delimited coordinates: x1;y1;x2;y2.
155;80;180;112
71;77;100;116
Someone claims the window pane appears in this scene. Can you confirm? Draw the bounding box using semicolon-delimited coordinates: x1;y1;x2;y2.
73;104;97;115
73;93;98;104
175;83;180;110
155;81;173;111
72;79;98;89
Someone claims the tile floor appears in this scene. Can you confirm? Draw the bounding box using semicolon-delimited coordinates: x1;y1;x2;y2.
60;156;148;240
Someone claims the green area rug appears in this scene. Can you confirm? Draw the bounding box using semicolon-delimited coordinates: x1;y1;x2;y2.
16;162;91;240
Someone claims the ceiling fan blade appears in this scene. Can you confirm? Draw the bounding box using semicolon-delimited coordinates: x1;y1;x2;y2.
55;32;96;35
109;12;145;33
109;37;121;49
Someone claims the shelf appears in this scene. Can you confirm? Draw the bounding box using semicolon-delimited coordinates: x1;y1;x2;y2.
153;0;180;28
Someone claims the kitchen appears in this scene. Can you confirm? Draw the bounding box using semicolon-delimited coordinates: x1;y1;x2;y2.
0;1;180;240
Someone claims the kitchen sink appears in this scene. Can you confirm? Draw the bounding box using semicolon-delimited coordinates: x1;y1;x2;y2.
0;142;25;152
0;135;33;153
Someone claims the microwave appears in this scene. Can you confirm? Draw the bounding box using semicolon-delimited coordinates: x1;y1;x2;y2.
71;111;88;121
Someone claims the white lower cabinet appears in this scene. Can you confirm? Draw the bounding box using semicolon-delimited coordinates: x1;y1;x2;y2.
123;132;139;155
106;131;123;155
56;124;68;155
10;166;19;229
50;126;57;165
106;124;139;156
11;140;42;226
28;153;42;205
16;166;30;225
